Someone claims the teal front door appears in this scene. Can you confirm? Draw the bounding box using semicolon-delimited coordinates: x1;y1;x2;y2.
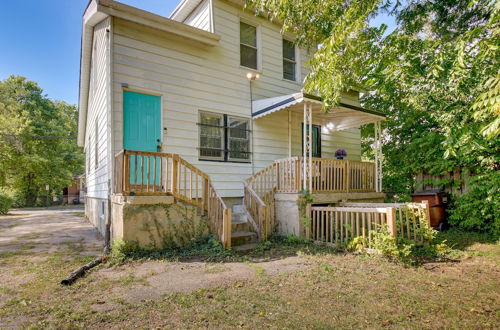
123;90;161;185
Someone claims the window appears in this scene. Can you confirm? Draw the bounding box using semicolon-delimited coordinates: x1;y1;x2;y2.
94;118;99;169
199;111;251;162
199;111;224;160
283;39;296;81
240;22;257;70
302;124;321;158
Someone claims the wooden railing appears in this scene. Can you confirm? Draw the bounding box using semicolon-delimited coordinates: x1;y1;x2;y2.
307;202;430;247
207;182;232;248
244;163;278;240
114;150;231;247
274;157;376;193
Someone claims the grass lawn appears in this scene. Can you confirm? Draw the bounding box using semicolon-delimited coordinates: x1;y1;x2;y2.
0;230;498;329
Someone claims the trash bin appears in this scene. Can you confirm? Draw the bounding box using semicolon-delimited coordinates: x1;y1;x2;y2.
411;191;448;230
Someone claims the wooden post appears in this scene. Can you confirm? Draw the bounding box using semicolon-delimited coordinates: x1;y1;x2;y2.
386;207;397;238
172;154;179;196
123;151;130;195
305;203;312;239
223;208;232;248
345;161;350;193
423;200;431;227
259;205;267;240
202;177;209;211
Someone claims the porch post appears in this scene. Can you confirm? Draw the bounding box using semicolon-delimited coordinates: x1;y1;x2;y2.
374;121;383;193
374;121;379;193
302;103;307;190
288;110;292;158
308;103;313;192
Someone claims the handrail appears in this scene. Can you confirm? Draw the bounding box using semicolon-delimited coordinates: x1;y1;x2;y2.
114;150;231;247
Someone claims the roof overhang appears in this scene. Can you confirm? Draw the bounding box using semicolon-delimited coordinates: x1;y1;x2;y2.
170;0;204;21
252;92;385;131
77;0;221;146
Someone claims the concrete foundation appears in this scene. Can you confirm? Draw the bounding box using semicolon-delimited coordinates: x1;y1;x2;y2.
85;197;108;237
274;192;386;237
111;194;208;249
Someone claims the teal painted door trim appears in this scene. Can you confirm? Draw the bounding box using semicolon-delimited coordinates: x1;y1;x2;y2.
123;90;161;185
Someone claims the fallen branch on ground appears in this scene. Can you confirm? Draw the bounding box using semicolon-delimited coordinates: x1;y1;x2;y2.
60;256;108;286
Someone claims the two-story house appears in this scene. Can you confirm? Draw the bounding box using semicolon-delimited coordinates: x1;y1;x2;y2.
78;0;386;249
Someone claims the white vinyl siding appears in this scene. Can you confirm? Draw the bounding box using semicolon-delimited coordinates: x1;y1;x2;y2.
109;0;362;197
183;0;213;32
85;17;112;199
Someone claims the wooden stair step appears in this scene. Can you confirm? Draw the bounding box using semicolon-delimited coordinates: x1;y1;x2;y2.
231;231;258;246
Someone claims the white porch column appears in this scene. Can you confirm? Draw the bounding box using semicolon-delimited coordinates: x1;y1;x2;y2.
308;103;313;192
302;103;307;190
374;121;383;192
288;110;292;158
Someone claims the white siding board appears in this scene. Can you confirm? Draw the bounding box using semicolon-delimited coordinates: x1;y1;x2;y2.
108;2;362;197
86;17;111;200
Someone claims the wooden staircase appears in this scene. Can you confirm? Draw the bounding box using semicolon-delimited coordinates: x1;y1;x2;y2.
230;204;259;250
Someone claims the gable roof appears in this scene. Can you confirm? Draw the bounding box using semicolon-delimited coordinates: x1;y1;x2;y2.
77;0;221;146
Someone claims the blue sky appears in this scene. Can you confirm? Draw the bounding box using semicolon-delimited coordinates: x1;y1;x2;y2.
0;1;395;105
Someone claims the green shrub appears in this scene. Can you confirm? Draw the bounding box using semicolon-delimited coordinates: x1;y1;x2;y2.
448;171;500;237
369;226;451;266
0;194;13;215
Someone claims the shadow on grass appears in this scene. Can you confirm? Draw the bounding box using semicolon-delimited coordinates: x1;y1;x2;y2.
112;236;343;264
436;228;498;251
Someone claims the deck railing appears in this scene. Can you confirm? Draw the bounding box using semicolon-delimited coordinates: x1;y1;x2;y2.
307;202;431;247
274;157;376;193
243;163;277;240
114;150;231;247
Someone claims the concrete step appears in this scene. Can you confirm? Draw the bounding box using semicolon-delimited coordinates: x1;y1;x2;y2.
231;231;258;246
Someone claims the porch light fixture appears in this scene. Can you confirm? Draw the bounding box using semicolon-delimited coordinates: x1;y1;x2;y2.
326;122;335;130
246;72;260;80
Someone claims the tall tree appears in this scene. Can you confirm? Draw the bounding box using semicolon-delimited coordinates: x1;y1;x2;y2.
0;76;84;206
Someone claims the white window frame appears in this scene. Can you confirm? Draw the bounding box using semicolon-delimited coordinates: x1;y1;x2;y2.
239;19;261;71
199;111;225;161
198;111;251;163
283;38;297;81
227;115;251;162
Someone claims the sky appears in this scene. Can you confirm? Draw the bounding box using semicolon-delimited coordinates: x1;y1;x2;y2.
0;0;396;106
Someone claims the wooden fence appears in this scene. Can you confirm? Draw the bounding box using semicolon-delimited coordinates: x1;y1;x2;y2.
308;202;430;247
114;150;231;247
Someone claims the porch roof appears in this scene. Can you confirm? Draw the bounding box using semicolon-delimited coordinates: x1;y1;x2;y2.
252;92;385;131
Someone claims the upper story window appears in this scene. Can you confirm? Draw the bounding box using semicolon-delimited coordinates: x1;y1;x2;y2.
283;39;296;81
199;111;251;163
240;22;258;70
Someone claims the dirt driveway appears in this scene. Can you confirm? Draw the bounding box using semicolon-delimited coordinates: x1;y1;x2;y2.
0;208;103;255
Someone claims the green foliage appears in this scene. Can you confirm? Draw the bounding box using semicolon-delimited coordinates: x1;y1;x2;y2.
0;76;84;207
448;171;500;236
0;192;13;215
297;189;313;229
110;236;233;263
369;226;451;266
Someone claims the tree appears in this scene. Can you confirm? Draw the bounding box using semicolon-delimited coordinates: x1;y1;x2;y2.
0;76;84;206
246;0;499;234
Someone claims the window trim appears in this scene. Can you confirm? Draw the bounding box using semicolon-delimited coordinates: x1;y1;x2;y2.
239;20;260;71
283;38;297;81
198;111;252;163
198;111;225;161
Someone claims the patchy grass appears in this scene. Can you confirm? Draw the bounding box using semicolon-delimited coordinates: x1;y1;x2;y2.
71;212;85;218
0;230;498;329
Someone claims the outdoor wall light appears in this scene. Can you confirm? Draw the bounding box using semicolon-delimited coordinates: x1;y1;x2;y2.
246;72;260;80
